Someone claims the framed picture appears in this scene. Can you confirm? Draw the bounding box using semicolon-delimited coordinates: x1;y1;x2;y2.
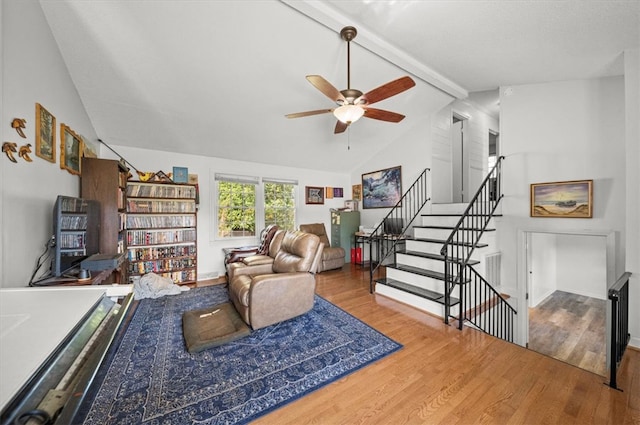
35;103;56;163
362;165;402;209
173;166;188;183
305;186;324;205
352;184;362;200
60;123;83;175
333;187;344;198
530;180;593;218
325;187;334;199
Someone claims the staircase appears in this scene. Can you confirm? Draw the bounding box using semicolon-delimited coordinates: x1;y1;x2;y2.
370;157;517;342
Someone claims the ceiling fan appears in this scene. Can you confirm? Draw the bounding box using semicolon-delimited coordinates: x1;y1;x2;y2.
286;26;416;134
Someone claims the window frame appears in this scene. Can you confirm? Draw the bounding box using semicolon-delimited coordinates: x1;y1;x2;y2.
211;173;298;242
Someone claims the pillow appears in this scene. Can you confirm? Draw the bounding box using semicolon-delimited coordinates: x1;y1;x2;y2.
182;302;251;353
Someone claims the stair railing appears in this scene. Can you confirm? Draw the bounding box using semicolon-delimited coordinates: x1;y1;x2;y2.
608;271;631;390
368;168;431;293
441;156;504;327
461;266;517;342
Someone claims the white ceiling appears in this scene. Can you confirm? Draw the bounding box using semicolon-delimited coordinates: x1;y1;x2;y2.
39;0;639;173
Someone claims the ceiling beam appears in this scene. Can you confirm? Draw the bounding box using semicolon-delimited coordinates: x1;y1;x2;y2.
280;0;469;100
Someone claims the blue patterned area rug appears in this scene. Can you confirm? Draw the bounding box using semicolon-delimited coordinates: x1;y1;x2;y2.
79;285;402;424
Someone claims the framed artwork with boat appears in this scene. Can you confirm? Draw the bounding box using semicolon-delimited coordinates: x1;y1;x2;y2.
530;180;593;218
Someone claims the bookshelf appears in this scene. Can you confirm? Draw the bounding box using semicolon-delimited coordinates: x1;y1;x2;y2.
126;181;197;284
81;157;128;254
53;195;99;277
81;157;129;283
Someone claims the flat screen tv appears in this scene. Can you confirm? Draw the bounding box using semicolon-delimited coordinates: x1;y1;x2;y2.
52;195;100;277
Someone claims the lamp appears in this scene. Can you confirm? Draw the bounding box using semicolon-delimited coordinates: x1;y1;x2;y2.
333;104;365;124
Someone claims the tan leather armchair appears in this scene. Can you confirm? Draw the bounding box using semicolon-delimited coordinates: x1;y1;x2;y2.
228;231;323;330
226;229;285;281
299;223;345;272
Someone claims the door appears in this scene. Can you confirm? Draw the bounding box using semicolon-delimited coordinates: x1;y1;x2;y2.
452;116;465;203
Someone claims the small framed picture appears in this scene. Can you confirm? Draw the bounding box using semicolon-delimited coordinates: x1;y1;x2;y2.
173;166;188;183
35;103;56;163
333;187;344;198
352;184;362;201
530;180;593;218
305;186;324;205
325;187;334;199
60;123;83;175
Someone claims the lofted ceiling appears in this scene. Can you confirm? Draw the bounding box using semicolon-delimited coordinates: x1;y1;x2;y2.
38;0;639;173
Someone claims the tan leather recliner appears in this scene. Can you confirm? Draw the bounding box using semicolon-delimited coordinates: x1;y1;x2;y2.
299;223;345;272
226;230;286;281
228;231;323;330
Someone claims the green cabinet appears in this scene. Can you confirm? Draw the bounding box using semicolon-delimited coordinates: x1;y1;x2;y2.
331;210;360;263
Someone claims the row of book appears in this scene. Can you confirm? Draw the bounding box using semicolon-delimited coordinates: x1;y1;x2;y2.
127;245;196;261
58;233;86;249
127;199;197;213
128;257;196;274
60;214;88;230
126;214;196;229
127;183;196;199
126;229;196;246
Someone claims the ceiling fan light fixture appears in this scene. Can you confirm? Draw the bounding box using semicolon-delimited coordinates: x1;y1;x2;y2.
333;104;365;124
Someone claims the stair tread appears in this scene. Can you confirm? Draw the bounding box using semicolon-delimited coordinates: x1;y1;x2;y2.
421;213;503;217
388;264;470;284
414;225;496;232
397;249;480;265
375;278;460;306
411;237;489;248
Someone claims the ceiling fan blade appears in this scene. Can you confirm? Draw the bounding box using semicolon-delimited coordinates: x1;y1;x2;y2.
363;107;406;123
285;109;333;119
334;120;348;134
358;76;416;105
306;75;346;104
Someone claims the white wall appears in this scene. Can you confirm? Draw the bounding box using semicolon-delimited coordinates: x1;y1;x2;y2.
624;49;640;347
105;145;351;279
1;0;99;287
556;234;607;299
499;76;627;345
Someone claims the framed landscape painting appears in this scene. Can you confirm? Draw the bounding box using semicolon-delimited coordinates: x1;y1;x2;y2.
35;103;56;163
362;165;402;209
530;180;593;218
60;124;83;175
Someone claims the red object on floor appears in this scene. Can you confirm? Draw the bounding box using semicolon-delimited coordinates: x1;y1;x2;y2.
350;248;356;263
355;247;362;264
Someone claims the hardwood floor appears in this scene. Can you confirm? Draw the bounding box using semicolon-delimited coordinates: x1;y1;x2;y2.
529;290;607;377
222;265;640;425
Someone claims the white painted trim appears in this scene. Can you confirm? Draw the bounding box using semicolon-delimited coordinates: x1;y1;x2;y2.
279;0;468;100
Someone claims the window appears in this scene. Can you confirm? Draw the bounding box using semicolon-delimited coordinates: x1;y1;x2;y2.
215;174;258;238
263;178;297;231
214;174;297;239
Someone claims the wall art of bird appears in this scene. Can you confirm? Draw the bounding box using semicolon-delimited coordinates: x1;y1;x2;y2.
11;118;27;138
2;142;18;162
19;144;33;162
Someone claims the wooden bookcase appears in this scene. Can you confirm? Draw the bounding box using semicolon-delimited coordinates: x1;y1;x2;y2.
81;157;128;254
81;157;128;283
126;181;197;285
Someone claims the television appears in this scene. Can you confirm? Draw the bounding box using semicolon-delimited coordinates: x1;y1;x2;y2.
52;195;100;277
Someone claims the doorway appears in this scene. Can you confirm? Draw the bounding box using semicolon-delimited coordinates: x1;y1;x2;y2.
524;231;612;376
451;114;466;203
